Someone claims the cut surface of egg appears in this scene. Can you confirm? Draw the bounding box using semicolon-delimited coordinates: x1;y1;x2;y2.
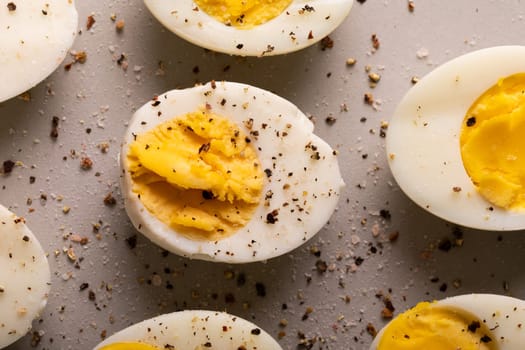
387;46;525;230
370;294;525;350
0;204;51;348
0;0;78;103
144;0;353;56
120;81;344;263
94;310;282;350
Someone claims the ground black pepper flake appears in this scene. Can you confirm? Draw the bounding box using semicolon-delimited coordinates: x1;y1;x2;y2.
480;335;492;343
50;116;60;138
466;116;476;127
315;259;327;273
266;210;279;224
320;36;334;50
7;2;16;11
438;238;452;252
255;282;266;297
125;235;137;249
79;282;89;291
3;160;15;174
103;193;117;206
468;320;481;332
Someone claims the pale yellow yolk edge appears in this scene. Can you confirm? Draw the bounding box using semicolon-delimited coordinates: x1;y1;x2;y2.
99;343;160;350
193;0;293;28
126;109;263;241
377;302;497;350
460;72;525;211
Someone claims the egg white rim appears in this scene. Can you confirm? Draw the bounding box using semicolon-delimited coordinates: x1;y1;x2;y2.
0;204;51;348
370;293;525;350
0;0;78;103
143;0;353;56
386;45;525;231
120;81;344;263
93;310;282;349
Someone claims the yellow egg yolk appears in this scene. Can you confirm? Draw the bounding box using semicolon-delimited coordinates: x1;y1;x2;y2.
193;0;293;29
377;302;497;350
99;343;159;350
460;73;525;211
126;108;263;241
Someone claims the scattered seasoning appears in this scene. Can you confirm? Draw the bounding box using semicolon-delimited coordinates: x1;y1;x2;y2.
366;323;377;337
346;57;357;66
452;186;462;192
7;2;16;11
411;76;420;84
320;36;334;50
255;282;266;297
103;193;117;206
388;231;400;242
115;19;125;32
80;156;93;170
86;15;95;30
125;235;137;249
466;116;476;127
438;238;452;252
364;93;374;105
325;116;337;125
50;116;60;138
371;34;380;50
408;0;415;12
3;160;15;174
315;259;327;273
368;72;381;83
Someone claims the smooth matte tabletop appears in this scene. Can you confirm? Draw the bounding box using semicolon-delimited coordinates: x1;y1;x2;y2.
2;1;525;349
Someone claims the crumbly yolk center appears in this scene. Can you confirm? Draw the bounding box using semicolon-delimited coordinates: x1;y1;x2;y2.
126;108;263;241
193;0;293;28
377;302;497;350
98;343;160;350
460;73;525;211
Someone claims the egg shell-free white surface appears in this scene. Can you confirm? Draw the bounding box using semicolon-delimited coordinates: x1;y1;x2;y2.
121;81;344;263
0;205;51;349
94;310;282;349
387;46;525;231
143;0;353;56
370;294;525;350
0;0;78;103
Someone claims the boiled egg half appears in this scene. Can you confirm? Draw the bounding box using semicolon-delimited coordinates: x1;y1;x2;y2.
387;46;525;230
0;204;51;348
144;0;353;56
94;310;282;350
370;294;525;350
0;0;78;103
120;81;344;263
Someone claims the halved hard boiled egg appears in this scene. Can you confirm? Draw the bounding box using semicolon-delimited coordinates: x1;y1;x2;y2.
144;0;353;56
0;204;51;348
0;0;78;103
387;46;525;230
120;81;344;263
94;310;282;350
370;294;525;350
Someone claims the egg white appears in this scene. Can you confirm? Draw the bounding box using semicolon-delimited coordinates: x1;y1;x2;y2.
387;46;525;231
0;204;51;348
143;0;353;56
370;294;525;350
120;81;344;263
0;0;78;103
94;310;282;350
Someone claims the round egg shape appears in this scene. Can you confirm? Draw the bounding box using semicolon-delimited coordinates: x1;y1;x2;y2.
387;45;525;230
0;204;51;348
120;81;344;263
0;0;78;103
143;0;353;56
93;310;282;350
370;294;525;350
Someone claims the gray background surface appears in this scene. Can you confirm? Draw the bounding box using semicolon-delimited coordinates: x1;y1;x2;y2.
2;1;525;349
